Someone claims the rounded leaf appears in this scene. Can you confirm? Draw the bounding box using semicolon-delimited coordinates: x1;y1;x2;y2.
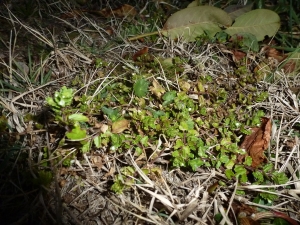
225;9;280;41
162;6;232;42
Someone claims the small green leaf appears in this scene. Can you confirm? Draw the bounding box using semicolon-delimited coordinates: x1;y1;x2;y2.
224;159;235;169
46;97;59;111
93;136;101;148
219;154;229;163
162;91;176;106
234;165;247;175
220;138;231;146
68;113;89;122
135;147;143;156
179;119;194;131
111;174;126;194
200;107;207;116
174;139;184;149
225;169;235;179
121;166;135;176
81;140;91;153
189;158;204;171
110;133;126;149
260;190;278;201
236;190;245;195
47;86;74;109
140;136;149;146
272;172;289;185
134;79;149;97
253;171;264;183
244;156;252;166
66;125;87;140
102;106;120;122
240;173;248;183
263;163;273;172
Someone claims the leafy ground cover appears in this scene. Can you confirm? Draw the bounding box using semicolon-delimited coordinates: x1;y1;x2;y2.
0;0;300;224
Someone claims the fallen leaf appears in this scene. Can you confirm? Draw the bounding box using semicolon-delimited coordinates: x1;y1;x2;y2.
240;117;271;168
232;50;247;62
262;46;298;73
91;155;103;169
162;6;232;42
263;46;284;61
282;59;296;73
281;52;300;74
225;9;280;41
149;79;165;98
133;47;148;61
112;119;130;133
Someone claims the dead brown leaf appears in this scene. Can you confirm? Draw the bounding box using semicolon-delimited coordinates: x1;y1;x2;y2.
112;119;130;133
133;47;148;61
263;46;284;61
232;50;246;62
149;79;165;98
91;155;103;169
262;46;296;73
240;117;271;168
280;55;296;73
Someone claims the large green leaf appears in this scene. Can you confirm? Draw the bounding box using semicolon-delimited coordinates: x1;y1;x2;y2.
162;6;232;42
225;9;280;41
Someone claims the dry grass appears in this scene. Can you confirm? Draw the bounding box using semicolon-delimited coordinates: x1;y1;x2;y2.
0;1;299;225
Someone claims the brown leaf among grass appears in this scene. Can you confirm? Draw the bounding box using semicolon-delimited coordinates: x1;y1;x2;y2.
240;117;271;168
112;119;130;134
149;79;165;99
232;50;247;62
133;47;148;61
262;46;297;73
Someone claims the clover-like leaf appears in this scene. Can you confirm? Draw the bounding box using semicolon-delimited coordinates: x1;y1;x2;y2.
134;78;149;97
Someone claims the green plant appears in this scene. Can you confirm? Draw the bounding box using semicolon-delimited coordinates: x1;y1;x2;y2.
129;6;280;44
133;78;149;97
